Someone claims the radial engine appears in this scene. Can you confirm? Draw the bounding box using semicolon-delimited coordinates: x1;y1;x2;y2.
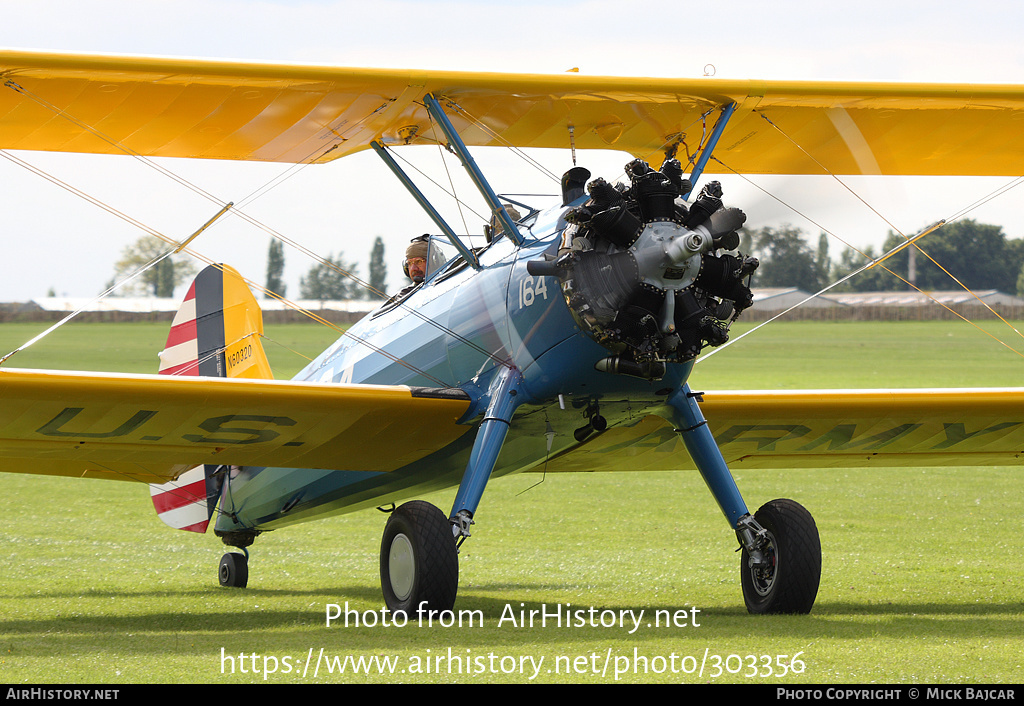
528;158;759;380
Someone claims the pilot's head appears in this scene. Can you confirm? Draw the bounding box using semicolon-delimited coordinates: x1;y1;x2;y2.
485;205;522;242
404;237;429;283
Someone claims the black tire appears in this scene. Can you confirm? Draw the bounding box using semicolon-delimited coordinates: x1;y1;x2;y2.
380;500;458;616
741;498;821;614
219;552;248;588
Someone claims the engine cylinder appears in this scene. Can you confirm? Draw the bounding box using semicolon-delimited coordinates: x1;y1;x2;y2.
547;162;757;377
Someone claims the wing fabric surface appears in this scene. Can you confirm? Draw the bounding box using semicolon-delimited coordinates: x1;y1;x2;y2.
543;388;1024;471
3;50;1024;175
0;368;471;483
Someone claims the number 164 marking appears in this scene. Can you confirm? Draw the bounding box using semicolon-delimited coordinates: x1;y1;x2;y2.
517;275;549;308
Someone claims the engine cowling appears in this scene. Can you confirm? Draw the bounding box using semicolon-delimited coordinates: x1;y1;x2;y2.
531;159;758;379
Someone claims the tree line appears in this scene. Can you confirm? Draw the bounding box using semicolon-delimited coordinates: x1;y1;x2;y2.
744;219;1024;295
107;219;1024;301
107;235;390;301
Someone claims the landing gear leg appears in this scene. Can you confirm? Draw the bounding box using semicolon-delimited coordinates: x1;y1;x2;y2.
448;366;523;543
665;385;821;614
378;366;523;614
215;528;259;589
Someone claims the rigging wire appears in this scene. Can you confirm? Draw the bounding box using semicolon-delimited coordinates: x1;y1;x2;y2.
2;79;390;300
705;154;1024;362
944;175;1024;223
702;116;1024;359
384;145;489;223
752;111;1024;342
756;112;905;237
425;104;473;237
1;80;512;375
0;148;460;385
698;220;952;363
442;99;561;183
0;240;173;365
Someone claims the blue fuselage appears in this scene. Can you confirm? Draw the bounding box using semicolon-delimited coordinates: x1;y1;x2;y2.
215;202;692;534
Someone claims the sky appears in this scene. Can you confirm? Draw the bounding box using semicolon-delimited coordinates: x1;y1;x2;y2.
2;0;1024;301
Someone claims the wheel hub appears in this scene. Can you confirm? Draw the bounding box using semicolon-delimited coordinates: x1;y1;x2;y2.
749;533;778;597
388;533;416;602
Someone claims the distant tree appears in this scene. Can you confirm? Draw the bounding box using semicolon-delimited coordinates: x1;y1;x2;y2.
829;244;892;292
748;225;825;292
299;253;360;301
265;239;286;298
367;236;387;299
737;229;753;255
110;236;197;297
155;258;175;298
834;220;1024;293
816;232;831;285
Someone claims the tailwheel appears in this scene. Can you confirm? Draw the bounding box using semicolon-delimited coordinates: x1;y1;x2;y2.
741;499;821;614
219;550;249;588
380;500;458;616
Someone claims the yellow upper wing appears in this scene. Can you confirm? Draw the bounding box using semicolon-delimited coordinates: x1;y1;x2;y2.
3;50;1024;174
0;367;471;483
544;388;1024;471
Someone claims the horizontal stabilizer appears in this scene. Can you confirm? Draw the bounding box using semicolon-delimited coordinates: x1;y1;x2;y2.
148;464;222;533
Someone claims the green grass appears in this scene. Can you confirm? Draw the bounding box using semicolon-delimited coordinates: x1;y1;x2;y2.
0;320;1022;684
0;321;341;378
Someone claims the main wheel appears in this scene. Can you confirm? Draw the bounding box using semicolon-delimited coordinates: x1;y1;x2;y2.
380;500;458;616
219;551;248;588
741;498;821;614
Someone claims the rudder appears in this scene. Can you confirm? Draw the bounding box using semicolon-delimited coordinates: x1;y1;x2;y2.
157;263;273;380
150;264;272;533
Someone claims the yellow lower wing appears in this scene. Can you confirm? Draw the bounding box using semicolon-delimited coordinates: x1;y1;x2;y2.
4;374;1020;482
544;388;1024;471
0;368;471;483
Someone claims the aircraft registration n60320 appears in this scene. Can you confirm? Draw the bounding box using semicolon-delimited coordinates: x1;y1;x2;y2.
3;49;1024;615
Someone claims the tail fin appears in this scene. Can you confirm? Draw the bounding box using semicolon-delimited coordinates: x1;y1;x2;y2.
157;263;273;380
150;264;272;532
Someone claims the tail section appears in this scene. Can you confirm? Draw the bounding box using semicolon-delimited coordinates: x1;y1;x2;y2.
157;263;273;380
150;264;272;533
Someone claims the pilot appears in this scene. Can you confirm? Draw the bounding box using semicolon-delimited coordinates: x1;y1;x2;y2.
403;236;430;283
485;205;522;242
380;235;430;310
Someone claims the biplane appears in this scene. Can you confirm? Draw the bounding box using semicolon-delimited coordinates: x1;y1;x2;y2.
2;50;1024;615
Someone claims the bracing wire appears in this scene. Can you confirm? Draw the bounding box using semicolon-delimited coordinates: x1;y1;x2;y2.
1;80;513;376
701;113;1024;361
0;148;463;385
752;111;1024;342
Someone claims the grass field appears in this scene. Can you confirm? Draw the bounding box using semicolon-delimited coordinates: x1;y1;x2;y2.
0;320;1022;684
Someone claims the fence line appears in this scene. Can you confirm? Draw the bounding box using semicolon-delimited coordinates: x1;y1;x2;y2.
743;304;1024;322
4;303;1023;324
0;307;367;324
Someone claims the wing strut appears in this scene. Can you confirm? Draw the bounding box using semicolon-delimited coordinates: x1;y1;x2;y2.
683;102;736;200
423;94;525;246
371;140;480;269
448;365;524;541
